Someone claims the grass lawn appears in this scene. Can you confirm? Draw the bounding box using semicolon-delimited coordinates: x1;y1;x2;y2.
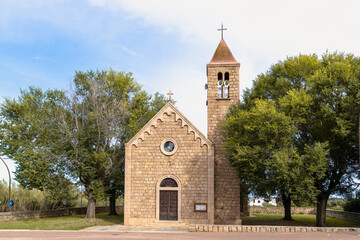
242;213;360;228
0;212;124;230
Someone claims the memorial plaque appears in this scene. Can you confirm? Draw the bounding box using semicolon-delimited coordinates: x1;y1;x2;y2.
194;203;207;212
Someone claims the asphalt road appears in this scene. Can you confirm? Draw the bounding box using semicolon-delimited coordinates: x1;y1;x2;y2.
0;231;359;240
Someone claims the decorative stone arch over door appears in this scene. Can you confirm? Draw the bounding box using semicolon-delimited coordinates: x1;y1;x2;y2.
156;175;181;221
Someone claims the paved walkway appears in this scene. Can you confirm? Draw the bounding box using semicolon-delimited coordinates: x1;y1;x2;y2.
81;224;188;232
0;230;359;239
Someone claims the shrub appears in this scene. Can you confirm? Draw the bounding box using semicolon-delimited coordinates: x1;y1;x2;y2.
343;199;360;213
0;180;79;212
327;198;346;210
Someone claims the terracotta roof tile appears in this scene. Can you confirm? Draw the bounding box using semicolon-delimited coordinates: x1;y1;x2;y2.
210;39;238;64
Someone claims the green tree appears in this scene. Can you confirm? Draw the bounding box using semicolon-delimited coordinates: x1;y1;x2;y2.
238;52;360;226
56;69;167;218
224;99;328;220
0;69;167;218
104;92;167;215
0;87;68;192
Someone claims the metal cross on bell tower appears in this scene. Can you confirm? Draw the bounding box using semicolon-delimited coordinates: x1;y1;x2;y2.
217;23;227;39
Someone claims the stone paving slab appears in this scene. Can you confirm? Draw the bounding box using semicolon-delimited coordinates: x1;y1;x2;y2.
81;224;189;232
81;223;360;234
1;230;360;240
189;224;360;233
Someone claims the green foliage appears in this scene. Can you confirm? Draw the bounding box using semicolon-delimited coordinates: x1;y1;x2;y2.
0;87;66;191
226;51;360;226
0;181;79;211
327;198;346;210
126;92;168;141
0;69;167;218
343;198;360;213
224;99;328;204
75;195;123;208
245;52;359;196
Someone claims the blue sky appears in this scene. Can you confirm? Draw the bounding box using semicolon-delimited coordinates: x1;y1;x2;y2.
1;0;360;181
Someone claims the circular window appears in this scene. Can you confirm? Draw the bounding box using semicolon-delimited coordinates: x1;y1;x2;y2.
164;141;175;152
160;138;178;156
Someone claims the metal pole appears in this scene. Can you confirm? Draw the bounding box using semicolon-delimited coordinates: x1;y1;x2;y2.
0;156;11;212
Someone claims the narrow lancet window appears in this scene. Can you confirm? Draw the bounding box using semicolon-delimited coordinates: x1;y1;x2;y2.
224;72;230;98
224;85;229;98
218;72;223;98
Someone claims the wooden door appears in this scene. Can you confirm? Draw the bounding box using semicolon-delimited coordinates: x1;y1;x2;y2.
159;190;178;220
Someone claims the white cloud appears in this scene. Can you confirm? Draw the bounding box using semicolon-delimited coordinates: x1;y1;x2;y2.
86;0;360;75
120;45;145;58
3;0;360;135
86;0;360;108
87;0;360;52
4;0;360;60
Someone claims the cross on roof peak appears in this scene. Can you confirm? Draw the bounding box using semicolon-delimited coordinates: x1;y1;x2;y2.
217;23;227;39
167;90;173;101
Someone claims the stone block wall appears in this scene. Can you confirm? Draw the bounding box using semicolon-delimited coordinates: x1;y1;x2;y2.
125;108;214;226
0;206;124;222
250;207;360;223
250;206;316;214
207;63;241;224
326;209;360;222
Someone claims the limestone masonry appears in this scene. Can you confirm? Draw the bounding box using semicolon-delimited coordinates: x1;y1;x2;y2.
124;37;242;226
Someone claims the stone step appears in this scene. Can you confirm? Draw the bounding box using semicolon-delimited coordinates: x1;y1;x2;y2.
146;221;188;227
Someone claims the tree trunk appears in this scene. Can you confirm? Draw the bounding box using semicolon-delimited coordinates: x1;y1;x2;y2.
240;182;249;216
281;193;293;221
316;194;329;227
86;191;96;219
108;194;117;215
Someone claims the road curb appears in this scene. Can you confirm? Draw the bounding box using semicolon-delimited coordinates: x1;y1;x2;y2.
189;225;360;233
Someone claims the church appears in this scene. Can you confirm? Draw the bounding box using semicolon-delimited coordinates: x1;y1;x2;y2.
124;34;242;226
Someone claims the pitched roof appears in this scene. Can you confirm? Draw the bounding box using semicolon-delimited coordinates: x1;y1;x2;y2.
126;101;212;148
209;39;238;64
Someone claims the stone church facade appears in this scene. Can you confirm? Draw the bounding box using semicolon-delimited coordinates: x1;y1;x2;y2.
124;37;241;226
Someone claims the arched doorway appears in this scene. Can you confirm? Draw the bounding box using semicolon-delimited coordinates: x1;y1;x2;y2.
156;175;181;221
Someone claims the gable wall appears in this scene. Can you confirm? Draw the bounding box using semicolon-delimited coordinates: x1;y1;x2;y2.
126;112;213;225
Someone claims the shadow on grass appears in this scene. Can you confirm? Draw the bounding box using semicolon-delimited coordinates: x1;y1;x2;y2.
0;212;124;230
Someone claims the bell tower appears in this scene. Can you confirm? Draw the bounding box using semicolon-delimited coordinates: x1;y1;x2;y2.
206;32;241;224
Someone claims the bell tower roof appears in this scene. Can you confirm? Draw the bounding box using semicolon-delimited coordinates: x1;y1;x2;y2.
209;38;238;64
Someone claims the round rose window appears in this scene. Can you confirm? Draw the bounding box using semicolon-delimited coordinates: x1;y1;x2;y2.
160;138;178;156
164;141;175;152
